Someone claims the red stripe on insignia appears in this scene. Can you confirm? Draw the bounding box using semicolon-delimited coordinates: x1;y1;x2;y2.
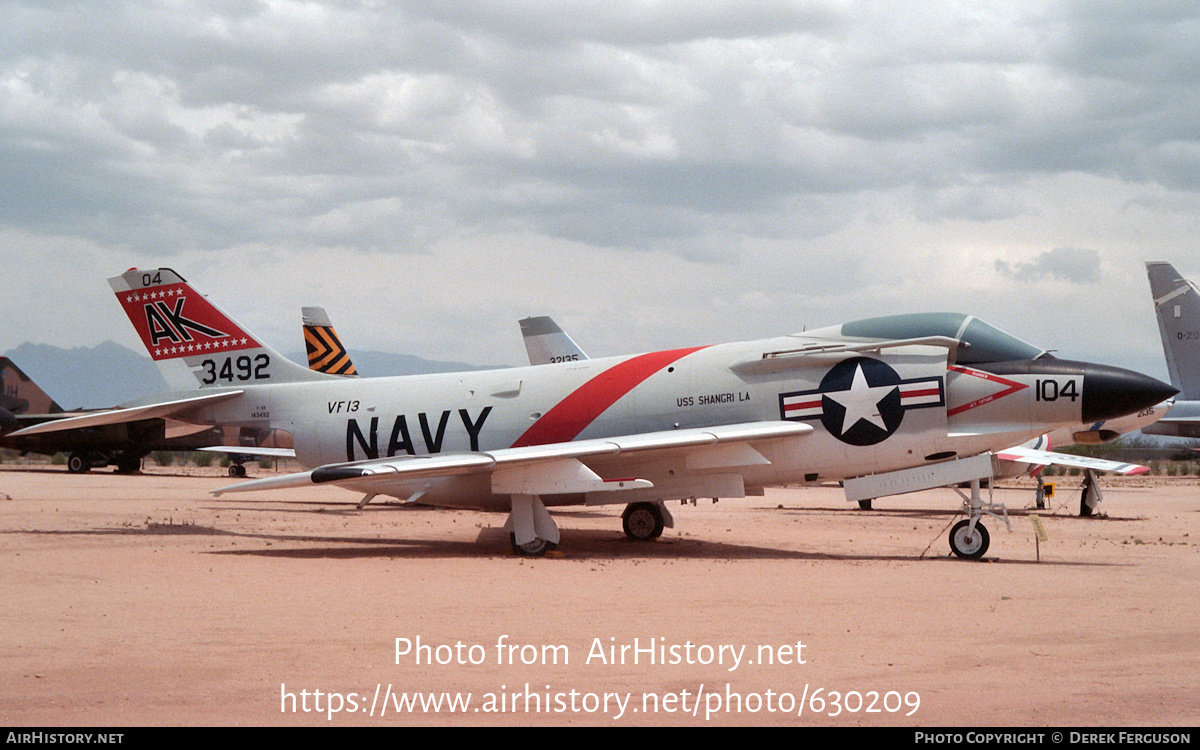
783;397;823;413
511;346;708;448
901;386;940;397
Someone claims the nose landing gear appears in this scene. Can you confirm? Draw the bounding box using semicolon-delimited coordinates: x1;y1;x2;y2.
948;478;1009;560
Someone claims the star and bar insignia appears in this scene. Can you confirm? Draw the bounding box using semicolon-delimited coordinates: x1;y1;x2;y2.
779;356;944;446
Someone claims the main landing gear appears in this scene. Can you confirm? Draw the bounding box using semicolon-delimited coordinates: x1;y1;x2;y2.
621;502;671;541
1034;470;1103;516
948;478;1009;560
503;494;561;557
501;498;677;556
1078;469;1103;517
67;451;142;474
67;451;92;474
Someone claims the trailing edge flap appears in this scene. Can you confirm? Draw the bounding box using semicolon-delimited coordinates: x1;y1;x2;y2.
7;390;245;437
164;419;217;439
491;459;652;495
994;446;1149;476
212;420;812;496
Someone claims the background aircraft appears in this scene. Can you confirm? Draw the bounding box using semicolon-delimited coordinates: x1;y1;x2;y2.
12;268;1175;559
0;307;352;474
1;357;63;417
1142;261;1200;441
1;354;239;473
519;316;587;365
302;306;359;377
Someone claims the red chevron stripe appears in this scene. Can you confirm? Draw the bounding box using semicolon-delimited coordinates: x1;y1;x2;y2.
511;346;708;448
946;365;1027;416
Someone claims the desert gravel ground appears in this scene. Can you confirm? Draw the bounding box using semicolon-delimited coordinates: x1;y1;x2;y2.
1;463;1197;727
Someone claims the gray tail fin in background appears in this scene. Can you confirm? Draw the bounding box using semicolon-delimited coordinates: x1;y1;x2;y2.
1147;261;1200;400
519;316;588;365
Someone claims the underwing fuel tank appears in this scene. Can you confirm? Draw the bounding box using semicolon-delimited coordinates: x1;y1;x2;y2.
947;358;1178;433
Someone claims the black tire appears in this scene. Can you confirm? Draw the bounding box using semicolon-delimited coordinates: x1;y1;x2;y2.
510;534;554;557
115;455;141;474
67;452;90;474
229;464;247;478
858;499;873;510
949;519;990;559
622;502;665;541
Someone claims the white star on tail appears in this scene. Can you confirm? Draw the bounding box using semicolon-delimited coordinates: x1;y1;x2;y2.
825;363;896;435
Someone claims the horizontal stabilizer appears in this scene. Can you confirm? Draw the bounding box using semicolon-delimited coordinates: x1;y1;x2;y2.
200;445;297;459
995;446;1149;475
7;390;244;437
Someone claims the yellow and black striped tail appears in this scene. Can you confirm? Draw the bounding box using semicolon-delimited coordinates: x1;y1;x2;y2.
302;307;358;377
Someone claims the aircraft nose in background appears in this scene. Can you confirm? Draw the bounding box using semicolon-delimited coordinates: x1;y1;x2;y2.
1080;363;1178;423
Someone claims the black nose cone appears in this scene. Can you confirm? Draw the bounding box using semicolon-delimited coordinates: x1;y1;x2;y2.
1077;362;1178;423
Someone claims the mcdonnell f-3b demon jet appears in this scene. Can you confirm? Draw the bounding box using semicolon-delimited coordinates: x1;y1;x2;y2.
520;316;1167;518
10;269;1177;559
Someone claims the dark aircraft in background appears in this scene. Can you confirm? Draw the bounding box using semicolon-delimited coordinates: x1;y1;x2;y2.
0;307;355;474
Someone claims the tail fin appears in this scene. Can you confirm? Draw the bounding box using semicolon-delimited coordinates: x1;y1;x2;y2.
1147;261;1200;400
519;316;588;365
302;306;358;377
109;268;335;390
0;357;63;415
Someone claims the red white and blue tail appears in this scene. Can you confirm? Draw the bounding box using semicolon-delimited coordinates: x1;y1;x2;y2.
109;268;334;390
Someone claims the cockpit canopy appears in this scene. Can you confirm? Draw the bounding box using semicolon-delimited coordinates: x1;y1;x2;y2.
840;313;1049;364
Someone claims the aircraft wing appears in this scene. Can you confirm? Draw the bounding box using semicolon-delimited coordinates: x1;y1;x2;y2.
213;421;812;497
994;445;1149;475
200;445;297;458
5;390;244;437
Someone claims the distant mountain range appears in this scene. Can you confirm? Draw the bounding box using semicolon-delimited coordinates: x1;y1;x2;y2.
2;341;497;409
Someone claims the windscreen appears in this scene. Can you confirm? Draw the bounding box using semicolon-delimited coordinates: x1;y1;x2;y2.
840;313;1047;364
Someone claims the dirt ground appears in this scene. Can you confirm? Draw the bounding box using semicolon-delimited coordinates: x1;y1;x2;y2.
1;462;1197;727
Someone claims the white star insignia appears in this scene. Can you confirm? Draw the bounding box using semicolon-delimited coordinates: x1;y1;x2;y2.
824;363;896;435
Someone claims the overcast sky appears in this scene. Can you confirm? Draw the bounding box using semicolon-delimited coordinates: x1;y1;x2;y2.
3;0;1198;380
